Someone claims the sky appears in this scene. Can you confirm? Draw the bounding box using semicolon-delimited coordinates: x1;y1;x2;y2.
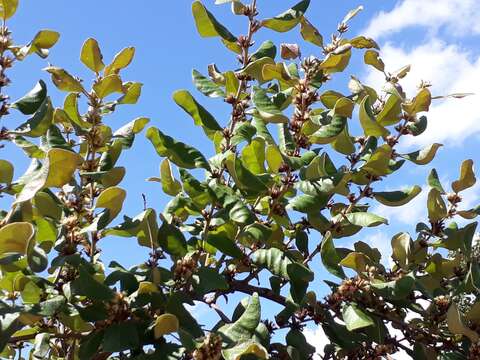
5;0;480;358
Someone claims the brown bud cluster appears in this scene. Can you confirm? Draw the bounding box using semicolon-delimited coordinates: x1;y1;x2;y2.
192;333;222;360
174;255;197;281
96;292;131;328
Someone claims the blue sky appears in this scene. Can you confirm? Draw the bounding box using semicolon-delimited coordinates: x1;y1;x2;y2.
5;1;480;357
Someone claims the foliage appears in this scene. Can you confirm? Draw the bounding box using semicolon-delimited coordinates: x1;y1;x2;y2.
0;0;479;359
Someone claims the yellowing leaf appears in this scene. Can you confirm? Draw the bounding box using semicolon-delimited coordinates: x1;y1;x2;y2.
93;74;123;99
427;188;447;222
44;66;84;93
364;50;384;72
400;143;442;165
137;281;159;294
447;303;479;342
16;148;83;203
154;313;179;338
0;159;13;184
300;17;323;47
80;38;104;73
403;88;431;115
192;0;238;53
105;47;135;75
321;48;352;74
0;222;34;255
96;186;126;220
359;96;389;137
452;159;476;193
18;30;60;59
118;82;142;104
0;0;18;20
391;232;411;268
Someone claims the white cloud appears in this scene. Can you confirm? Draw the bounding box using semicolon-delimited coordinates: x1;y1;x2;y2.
304;324;411;359
364;39;480;148
304;327;328;359
364;0;480;39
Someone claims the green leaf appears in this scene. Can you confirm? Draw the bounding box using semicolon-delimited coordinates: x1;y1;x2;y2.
149;159;182;196
71;266;114;301
321;232;346;278
262;0;310;33
102;322;139;352
359;96;389;137
241;138;266;174
0;159;13;184
154;313;179;338
11;97;53;137
158;221;187;257
44;66;84;93
251;248;313;285
286;328;316;358
428;168;445;194
452;159;476;193
400;143;442;165
345;212;388;227
11;80;47;115
407;115;427;136
93;74;123;98
16;148;83;203
80;38;104;73
173;90;222;139
219;293;260;342
113;117;149;149
192;0;237;49
252;87;289;123
342;304;374;331
241;56;275;83
192;69;225;98
0;222;34;255
146;127;210;170
0;0;18;20
309;115;347;144
206;223;243;258
250;40;277;61
427;188;447;222
225;153;268;194
288;193;330;213
194;267;229;294
373;186;421;207
104;47;135;75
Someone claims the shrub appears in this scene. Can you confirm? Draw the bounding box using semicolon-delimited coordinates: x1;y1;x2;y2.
0;0;479;359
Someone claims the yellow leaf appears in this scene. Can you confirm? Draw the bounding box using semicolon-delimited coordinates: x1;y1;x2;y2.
0;222;34;255
154;313;179;338
80;38;105;73
0;0;18;20
93;74;123;99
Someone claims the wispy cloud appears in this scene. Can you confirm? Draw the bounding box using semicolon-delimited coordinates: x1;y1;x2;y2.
364;39;480;148
364;0;480;39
